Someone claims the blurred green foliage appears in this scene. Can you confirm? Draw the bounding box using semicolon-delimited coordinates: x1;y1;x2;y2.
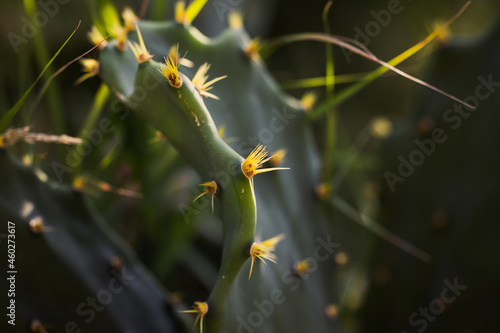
1;0;499;332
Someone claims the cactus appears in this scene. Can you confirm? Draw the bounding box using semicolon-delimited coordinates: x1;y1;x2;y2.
90;4;340;332
0;1;480;332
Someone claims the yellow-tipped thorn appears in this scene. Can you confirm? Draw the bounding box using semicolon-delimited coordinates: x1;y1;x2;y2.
249;234;285;279
180;301;208;333
159;44;185;88
245;37;262;61
192;63;227;100
241;144;290;179
110;22;128;51
229;11;243;30
128;23;154;63
122;6;138;31
193;181;217;213
168;44;193;68
75;58;99;85
88;26;108;49
175;1;190;24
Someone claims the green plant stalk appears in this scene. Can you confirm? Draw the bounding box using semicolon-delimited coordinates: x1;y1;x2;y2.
97;18;340;332
86;0;121;34
185;0;208;22
151;0;169;20
98;0;121;31
310;60;412;120
85;0;107;33
279;72;370;89
322;0;336;189
0;22;79;133
0;72;7;114
261;1;473;120
129;61;257;331
261;32;457;120
310;1;472;119
23;0;66;134
332;195;432;263
72;83;110;178
19;47;32;124
96;139;121;173
80;83;110;134
16;45;35;160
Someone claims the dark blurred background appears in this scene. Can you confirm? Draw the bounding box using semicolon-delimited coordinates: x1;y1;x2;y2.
1;0;499;332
